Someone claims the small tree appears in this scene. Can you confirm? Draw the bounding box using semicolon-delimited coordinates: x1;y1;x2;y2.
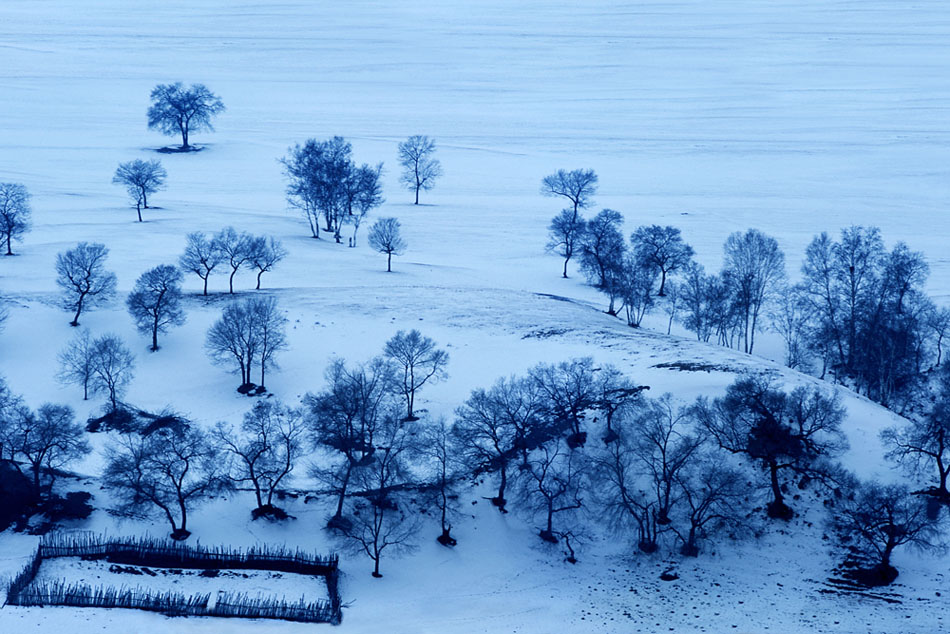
147;82;225;149
205;297;287;390
530;357;597;447
0;182;32;256
251;296;287;389
547;209;586;279
55;242;117;327
216;399;306;519
90;335;135;411
126;264;186;351
630;225;694;296
179;231;225;296
579;209;626;314
540;169;598;219
671;453;747;557
515;439;587;545
832;481;942;585
56;330;96;400
723;228;786;354
247;236;287;290
384;329;449;420
368;217;406;272
398;135;442;205
281;137;352;239
215;226;253;293
104;426;227;540
112;159;167;220
8;404;90;501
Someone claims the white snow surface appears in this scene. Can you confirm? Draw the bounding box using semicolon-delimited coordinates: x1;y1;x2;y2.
0;1;948;632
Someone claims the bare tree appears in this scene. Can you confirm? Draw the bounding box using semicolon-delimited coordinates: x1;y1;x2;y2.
579;209;626;314
769;284;813;370
215;226;253;294
216;399;306;519
368;217;407;272
55;242;117;327
90;334;135;411
882;398;950;500
147;83;225;149
671;452;747;557
593;434;661;553
515;439;587;545
530;357;596;447
615;255;658;328
630;225;694;296
0;182;31;256
205;297;286;390
928;306;950;368
831;481;942;585
723;229;786;354
540;169;598;219
693;375;848;520
179;231;224;296
55;330;94;400
384;329;449;420
281;137;352;239
421;418;462;546
104;426;227;540
345;163;384;247
338;417;421;577
546;209;586;279
631;394;704;525
398;135;442;205
126;264;186;351
7;404;90;501
593;364;648;443
247;236;287;290
303;357;397;527
0;377;24;460
112;159;167;220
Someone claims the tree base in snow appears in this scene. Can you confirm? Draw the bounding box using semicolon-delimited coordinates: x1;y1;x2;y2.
638;540;659;554
170;528;191;541
766;500;794;520
436;530;457;547
156;145;204;154
566;432;587;449
679;543;700;557
539;529;559;544
326;514;353;532
490;496;507;512
251;504;291;521
850;564;899;587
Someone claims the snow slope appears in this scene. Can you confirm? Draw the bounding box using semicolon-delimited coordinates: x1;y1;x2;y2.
1;1;949;632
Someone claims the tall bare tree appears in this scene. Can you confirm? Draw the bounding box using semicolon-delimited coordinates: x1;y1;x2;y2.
55;242;117;327
89;335;135;411
368;217;407;272
247;236;287;290
112;159;166;220
398;135;442;205
179;231;225;296
126;264;186;351
215;226;253;294
630;225;694;296
7;404;90;501
0;182;31;256
723;229;786;354
384;329;449;420
540;169;598;220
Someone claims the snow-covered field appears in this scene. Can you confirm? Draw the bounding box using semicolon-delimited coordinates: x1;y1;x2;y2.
1;1;949;632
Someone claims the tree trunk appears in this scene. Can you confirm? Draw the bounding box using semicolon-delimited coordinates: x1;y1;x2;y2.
6;233;11;255
414;185;420;205
182;126;189;149
334;463;352;519
229;268;237;293
71;294;86;327
373;556;382;578
136;202;143;222
202;274;209;296
562;256;569;278
256;270;263;290
151;321;159;351
659;269;667;296
387;252;392;272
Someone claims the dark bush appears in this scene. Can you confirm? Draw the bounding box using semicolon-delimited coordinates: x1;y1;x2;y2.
43;491;94;522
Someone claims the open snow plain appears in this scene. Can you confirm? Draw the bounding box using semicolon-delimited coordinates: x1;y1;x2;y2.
1;1;950;632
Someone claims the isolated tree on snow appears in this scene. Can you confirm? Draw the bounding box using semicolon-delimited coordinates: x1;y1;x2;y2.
368;217;406;272
0;182;32;256
55;242;117;326
384;329;449;420
547;209;586;278
112;159;166;220
215;226;253;293
104;425;227;540
630;225;694;296
398;135;442;205
540;169;598;220
89;334;135;411
693;375;847;520
126;264;186;351
8;404;90;501
216;399;306;518
147;82;225;149
831;481;942;585
179;231;225;295
56;330;95;400
247;236;287;290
